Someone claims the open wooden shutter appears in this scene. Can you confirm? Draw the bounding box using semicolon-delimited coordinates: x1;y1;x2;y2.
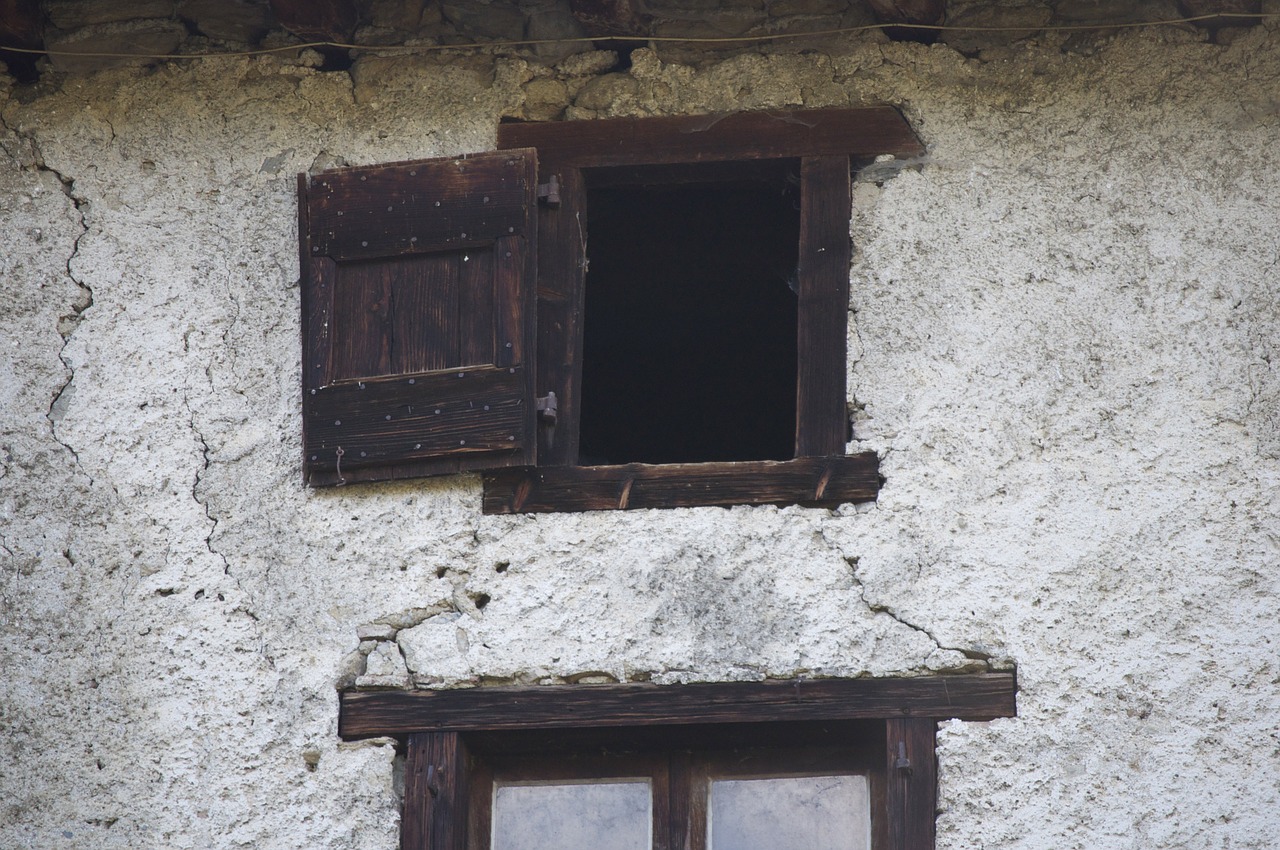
299;150;538;486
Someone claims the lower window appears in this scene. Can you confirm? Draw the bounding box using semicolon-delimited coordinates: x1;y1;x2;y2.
472;724;880;850
338;675;1017;850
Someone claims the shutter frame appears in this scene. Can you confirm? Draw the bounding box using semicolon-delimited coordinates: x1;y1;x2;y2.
300;150;539;486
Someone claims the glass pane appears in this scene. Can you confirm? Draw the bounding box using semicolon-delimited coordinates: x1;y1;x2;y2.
709;774;870;850
493;780;652;850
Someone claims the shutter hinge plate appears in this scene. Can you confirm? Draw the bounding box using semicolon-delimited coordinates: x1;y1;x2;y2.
535;392;558;424
537;175;561;208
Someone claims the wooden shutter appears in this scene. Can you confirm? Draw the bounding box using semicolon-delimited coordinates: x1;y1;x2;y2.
299;150;538;486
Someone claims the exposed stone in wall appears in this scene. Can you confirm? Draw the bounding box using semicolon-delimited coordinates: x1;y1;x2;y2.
5;0;1268;81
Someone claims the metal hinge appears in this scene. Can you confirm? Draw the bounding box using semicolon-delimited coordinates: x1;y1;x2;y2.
537;175;561;208
535;392;558;424
894;741;912;776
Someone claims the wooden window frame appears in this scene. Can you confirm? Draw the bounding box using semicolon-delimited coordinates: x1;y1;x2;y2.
338;673;1017;850
480;108;923;513
298;108;923;512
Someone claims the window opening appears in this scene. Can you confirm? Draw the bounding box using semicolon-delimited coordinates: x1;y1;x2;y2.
579;165;801;465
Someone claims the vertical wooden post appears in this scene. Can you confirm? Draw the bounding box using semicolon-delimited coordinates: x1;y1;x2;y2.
534;165;588;466
403;732;470;850
795;155;853;458
885;718;937;850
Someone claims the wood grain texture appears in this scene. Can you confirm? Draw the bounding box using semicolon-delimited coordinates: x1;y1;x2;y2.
885;718;937;850
300;150;539;486
307;152;535;262
497;107;923;168
480;454;880;513
403;732;470;850
795;156;854;457
339;674;1016;739
304;366;526;483
532;167;588;466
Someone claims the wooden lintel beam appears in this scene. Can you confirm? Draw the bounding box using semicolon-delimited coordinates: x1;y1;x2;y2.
268;0;358;43
339;674;1017;739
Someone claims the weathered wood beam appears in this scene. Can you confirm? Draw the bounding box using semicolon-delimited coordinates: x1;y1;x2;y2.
339;674;1018;739
481;455;881;513
568;0;648;37
268;0;358;43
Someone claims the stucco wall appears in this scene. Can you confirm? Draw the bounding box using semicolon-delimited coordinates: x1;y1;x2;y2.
3;22;1279;850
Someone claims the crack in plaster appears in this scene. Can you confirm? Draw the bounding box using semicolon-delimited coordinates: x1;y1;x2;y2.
844;556;995;672
1;115;97;484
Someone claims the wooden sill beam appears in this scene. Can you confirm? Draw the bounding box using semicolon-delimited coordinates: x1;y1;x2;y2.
481;453;880;513
339;674;1017;739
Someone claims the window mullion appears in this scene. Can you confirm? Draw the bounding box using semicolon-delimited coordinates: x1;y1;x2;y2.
794;155;853;458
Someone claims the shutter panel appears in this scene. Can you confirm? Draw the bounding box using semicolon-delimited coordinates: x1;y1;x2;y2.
300;150;539;486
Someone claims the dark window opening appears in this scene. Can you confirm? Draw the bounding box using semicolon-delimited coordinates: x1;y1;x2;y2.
579;165;801;465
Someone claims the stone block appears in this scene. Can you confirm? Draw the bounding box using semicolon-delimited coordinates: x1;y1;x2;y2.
1052;0;1179;23
44;20;187;73
526;7;589;61
368;0;429;30
766;0;848;16
45;0;177;29
178;0;272;44
440;0;527;40
939;4;1052;54
573;71;639;110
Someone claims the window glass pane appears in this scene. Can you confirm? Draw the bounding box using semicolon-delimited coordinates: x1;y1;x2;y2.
493;780;652;850
708;774;870;850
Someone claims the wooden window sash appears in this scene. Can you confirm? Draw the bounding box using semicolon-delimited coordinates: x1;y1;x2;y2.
378;677;1010;850
483;107;921;513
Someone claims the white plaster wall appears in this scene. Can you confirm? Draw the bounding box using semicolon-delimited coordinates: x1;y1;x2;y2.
2;24;1278;850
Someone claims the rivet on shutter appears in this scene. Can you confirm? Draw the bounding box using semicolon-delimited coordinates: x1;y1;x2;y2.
483;196;490;203
334;420;341;426
408;378;416;384
457;373;465;378
310;389;316;395
385;414;392;421
508;227;514;233
414;443;422;450
360;175;366;181
435;409;441;415
337;211;343;216
410;237;418;244
361;241;368;247
460;232;467;238
410;170;417;176
360;451;367;457
435;201;441;207
460;440;466;445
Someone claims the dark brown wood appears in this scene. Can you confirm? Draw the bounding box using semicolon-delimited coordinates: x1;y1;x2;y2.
885;718;936;850
403;732;470;850
339;674;1017;739
307;153;535;262
497;107;923;169
532;166;587;465
305;366;526;484
795;156;853;457
268;0;358;41
480;454;879;513
300;150;539;486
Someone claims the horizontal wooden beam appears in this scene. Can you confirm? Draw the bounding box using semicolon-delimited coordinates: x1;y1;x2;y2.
497;107;923;169
481;453;880;513
339;674;1017;739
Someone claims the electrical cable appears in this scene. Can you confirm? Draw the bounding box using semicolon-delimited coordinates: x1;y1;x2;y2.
0;12;1273;61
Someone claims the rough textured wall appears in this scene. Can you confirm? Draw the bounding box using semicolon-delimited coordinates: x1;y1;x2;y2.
3;20;1279;850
